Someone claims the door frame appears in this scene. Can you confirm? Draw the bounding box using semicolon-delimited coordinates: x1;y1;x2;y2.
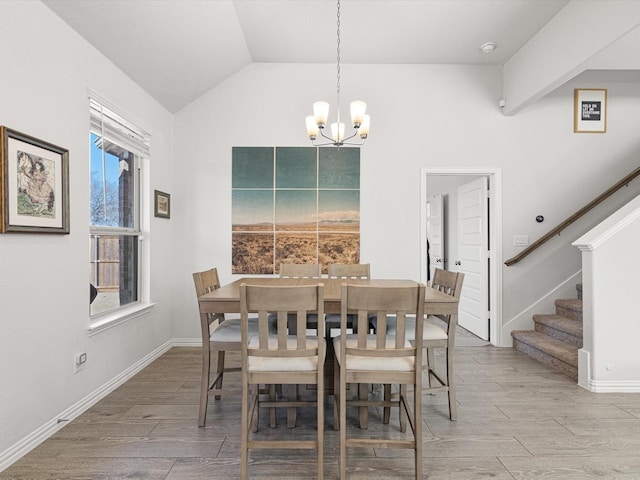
420;167;503;346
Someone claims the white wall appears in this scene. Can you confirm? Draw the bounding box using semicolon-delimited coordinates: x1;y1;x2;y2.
574;195;640;391
4;0;640;469
173;62;640;345
0;1;175;463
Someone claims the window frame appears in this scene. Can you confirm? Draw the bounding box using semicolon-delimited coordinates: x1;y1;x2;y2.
88;91;152;334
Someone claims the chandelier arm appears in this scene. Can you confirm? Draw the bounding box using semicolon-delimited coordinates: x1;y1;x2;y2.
318;128;337;143
340;130;361;144
312;137;340;147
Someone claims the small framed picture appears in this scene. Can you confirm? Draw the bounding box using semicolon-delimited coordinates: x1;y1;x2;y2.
0;126;70;233
154;190;170;219
574;88;607;133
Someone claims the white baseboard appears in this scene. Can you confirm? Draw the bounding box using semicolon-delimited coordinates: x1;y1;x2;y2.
0;340;174;472
578;348;590;390
171;338;201;347
587;380;640;393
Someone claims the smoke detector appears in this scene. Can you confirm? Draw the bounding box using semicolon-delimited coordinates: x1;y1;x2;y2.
480;42;497;54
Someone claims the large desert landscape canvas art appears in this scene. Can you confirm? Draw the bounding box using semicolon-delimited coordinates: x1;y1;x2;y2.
232;146;360;274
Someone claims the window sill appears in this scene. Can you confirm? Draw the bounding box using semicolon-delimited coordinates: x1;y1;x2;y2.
89;302;155;336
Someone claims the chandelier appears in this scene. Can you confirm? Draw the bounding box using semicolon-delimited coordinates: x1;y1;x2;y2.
305;0;370;147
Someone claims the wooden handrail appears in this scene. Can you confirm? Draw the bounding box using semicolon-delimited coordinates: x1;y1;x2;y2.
505;165;640;266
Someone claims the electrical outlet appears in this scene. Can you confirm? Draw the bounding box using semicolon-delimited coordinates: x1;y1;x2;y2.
74;352;87;373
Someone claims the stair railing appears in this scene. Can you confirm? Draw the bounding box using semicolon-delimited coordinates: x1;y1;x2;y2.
505;165;640;266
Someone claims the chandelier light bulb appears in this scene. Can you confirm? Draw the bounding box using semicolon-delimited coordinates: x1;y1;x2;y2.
350;101;367;128
358;115;370;139
305;116;319;140
330;122;345;143
313;101;329;128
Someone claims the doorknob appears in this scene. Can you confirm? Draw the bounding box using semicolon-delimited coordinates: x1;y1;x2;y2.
455;261;461;266
435;258;442;263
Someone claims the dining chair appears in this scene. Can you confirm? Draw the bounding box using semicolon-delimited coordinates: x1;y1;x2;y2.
324;263;370;332
277;262;322;426
325;263;372;414
279;262;322;278
193;268;277;427
326;262;370;280
193;267;248;427
325;264;372;332
278;262;322;334
240;283;325;480
333;283;425;480
422;268;464;420
387;267;464;420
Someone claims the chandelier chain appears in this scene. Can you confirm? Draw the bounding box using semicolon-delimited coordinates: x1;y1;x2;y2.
336;0;341;96
305;0;368;147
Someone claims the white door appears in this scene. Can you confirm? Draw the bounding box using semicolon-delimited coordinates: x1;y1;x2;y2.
457;177;489;340
426;195;444;281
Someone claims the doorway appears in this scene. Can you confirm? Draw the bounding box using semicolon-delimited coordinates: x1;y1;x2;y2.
421;168;502;346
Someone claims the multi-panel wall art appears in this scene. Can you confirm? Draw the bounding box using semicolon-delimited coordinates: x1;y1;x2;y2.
232;146;360;274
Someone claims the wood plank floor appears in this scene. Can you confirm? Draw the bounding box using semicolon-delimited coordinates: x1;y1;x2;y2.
3;341;640;479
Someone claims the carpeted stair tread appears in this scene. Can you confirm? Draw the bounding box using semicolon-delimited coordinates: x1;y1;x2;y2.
533;314;583;347
511;330;578;380
554;298;583;322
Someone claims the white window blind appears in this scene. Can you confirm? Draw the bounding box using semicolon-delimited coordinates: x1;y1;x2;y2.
89;92;151;157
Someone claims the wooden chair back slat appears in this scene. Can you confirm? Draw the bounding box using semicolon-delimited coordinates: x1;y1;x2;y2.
430;268;464;324
241;283;325;359
327;263;370;279
279;263;322;278
342;283;425;357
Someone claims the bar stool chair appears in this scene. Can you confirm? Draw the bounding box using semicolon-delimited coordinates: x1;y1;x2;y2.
387;268;464;420
333;282;425;480
193;267;260;426
240;283;325;480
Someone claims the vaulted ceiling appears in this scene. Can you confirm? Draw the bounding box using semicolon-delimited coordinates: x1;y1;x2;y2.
42;0;640;113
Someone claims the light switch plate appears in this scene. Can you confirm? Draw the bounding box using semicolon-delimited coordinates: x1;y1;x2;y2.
513;235;529;246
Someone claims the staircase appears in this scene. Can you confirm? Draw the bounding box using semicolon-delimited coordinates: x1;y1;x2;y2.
511;285;583;381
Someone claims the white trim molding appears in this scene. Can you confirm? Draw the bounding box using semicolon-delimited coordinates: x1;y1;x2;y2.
421;167;503;346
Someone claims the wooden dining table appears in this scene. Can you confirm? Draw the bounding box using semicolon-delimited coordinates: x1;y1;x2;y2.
198;276;460;398
198;277;460;317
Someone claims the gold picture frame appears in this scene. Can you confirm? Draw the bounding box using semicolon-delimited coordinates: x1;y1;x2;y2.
154;190;170;219
574;88;607;133
0;126;70;233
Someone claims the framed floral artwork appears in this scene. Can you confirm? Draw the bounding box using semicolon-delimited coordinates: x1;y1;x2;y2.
0;126;69;233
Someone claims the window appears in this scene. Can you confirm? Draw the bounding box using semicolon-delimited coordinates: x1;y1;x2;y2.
89;93;150;322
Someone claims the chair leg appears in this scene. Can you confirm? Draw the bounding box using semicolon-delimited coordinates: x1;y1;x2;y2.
426;348;435;388
214;350;225;400
399;384;407;433
269;384;277;428
339;365;347;480
241;380;250;480
250;384;259;433
358;383;368;429
287;384;298;428
446;346;458;421
333;356;340;431
413;377;423;479
383;384;391;424
317;363;324;480
198;346;210;427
